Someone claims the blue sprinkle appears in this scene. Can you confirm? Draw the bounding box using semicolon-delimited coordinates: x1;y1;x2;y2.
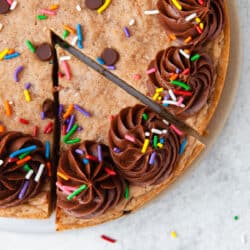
96;57;105;65
179;138;187;154
83;158;89;164
4;52;20;60
45;141;50;159
160;138;165;144
77;40;83;49
9;145;37;158
162;103;169;107
76;24;83;41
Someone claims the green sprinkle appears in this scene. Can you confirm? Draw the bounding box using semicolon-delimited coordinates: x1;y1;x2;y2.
170;80;190;91
62;30;70;39
125;184;129;199
37;15;47;20
67;184;87;200
142;113;148;121
19;151;31;160
23;164;31;172
63;124;79;142
153;135;158;149
191;54;201;62
234;216;239;221
65;138;81;144
25;40;36;53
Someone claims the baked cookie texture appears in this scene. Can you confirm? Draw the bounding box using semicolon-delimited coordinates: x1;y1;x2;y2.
55;48;205;231
47;0;230;134
0;1;55;218
0;0;229;230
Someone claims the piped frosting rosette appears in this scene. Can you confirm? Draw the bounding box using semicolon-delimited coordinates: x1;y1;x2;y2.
147;46;214;118
109;104;186;186
157;0;225;47
0;131;48;208
57;141;126;219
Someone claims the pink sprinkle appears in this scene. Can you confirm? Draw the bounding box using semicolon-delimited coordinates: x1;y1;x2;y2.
62;185;77;192
146;68;156;75
125;134;135;143
134;74;142;80
56;182;72;195
40;9;56;16
177;97;184;106
6;0;12;5
170;124;183;136
61;60;71;80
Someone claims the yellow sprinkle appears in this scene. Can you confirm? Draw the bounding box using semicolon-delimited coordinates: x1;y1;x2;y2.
0;48;9;60
97;0;111;14
169;34;176;41
57;172;69;181
63;104;74;119
184;49;190;54
141;139;150;153
156;87;164;93
4;100;12;116
24;89;31;102
171;231;177;238
0;125;5;133
157;96;162;101
49;4;59;10
171;0;182;10
184;36;192;43
157;143;163;148
199;22;204;30
195;17;201;24
153;92;159;101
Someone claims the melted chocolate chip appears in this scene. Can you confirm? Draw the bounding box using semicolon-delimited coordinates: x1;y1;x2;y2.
42;99;56;119
101;48;119;66
123;210;132;215
0;0;10;14
85;0;104;10
35;43;53;61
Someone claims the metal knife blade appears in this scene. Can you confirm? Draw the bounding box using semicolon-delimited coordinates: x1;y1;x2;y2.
51;32;198;137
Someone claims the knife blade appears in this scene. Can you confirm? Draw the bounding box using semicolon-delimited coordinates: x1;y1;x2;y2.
51;32;198;137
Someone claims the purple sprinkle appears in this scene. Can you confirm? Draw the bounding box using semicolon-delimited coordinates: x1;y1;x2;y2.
149;151;156;165
123;27;131;38
75;149;84;155
97;145;102;162
107;65;116;70
25;82;31;90
77;126;83;131
14;65;24;82
164;94;170;100
18;180;29;199
74;104;91;117
58;104;64;117
113;147;121;153
176;68;181;74
41;112;45;120
66;114;75;133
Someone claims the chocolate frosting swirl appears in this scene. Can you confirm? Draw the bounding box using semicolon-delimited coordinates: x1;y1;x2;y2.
0;132;47;208
157;0;225;47
57;141;126;219
109;104;181;186
147;46;214;118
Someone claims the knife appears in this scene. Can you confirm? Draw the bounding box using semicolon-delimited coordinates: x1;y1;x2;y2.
51;32;198;137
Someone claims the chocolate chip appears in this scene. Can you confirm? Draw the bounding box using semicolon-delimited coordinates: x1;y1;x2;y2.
101;48;119;66
85;0;104;10
42;99;56;119
35;43;53;61
0;0;10;14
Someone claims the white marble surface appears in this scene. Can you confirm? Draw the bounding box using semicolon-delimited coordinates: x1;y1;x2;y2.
0;1;249;249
